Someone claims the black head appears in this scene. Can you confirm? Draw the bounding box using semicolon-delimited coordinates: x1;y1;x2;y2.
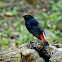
23;14;33;21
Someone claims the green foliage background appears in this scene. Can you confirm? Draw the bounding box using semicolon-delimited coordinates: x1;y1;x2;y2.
0;0;62;51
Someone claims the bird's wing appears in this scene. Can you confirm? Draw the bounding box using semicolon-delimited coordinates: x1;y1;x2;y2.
29;18;39;26
37;24;47;40
37;24;46;36
29;26;41;39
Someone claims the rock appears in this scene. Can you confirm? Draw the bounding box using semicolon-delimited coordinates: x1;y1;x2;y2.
50;48;62;62
20;49;45;62
0;48;20;62
20;40;62;62
20;40;51;62
0;40;62;62
54;44;62;48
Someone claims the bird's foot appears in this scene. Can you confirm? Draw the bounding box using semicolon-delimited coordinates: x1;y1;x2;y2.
43;41;49;46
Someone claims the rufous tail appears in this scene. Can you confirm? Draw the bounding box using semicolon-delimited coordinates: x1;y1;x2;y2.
40;33;49;46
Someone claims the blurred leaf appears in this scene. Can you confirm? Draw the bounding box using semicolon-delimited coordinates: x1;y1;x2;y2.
0;2;6;8
13;7;18;15
14;21;20;27
42;13;48;18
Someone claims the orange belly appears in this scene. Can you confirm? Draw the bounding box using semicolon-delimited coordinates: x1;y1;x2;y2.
40;33;46;42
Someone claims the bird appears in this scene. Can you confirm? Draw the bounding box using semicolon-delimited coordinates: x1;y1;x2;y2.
23;14;49;46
